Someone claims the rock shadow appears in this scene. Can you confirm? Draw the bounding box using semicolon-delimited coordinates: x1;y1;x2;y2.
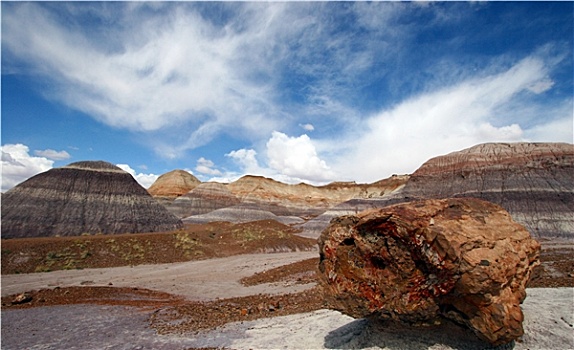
324;317;516;350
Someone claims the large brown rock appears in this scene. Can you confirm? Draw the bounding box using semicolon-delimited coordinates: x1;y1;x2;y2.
318;198;540;345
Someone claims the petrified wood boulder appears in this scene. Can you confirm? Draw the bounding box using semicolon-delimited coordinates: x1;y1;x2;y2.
318;198;540;345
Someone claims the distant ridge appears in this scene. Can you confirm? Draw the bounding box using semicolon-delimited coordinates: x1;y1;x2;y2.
1;161;183;238
152;173;409;221
300;142;574;239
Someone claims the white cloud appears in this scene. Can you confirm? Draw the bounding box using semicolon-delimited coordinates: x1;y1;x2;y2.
476;123;523;140
526;79;554;94
266;131;336;183
226;148;264;175
222;133;337;185
1;144;54;192
1;3;302;157
0;3;413;160
328;55;571;183
116;163;158;189
300;123;315;132
195;157;222;176
524;116;574;143
33;148;71;160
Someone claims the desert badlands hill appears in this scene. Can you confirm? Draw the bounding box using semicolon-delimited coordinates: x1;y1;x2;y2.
1;161;183;238
2;142;572;239
149;142;574;240
1;142;573;350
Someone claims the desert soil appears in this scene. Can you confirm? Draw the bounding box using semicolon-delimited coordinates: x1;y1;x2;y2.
1;222;573;349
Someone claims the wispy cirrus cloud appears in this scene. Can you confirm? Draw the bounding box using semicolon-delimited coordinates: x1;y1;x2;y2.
2;3;289;156
328;55;573;182
33;149;71;161
1;2;407;160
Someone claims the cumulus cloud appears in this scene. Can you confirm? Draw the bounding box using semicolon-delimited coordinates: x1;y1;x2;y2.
266;131;336;183
116;164;158;189
1;144;54;192
226;148;264;175
223;132;337;184
33;149;71;160
195;157;222;176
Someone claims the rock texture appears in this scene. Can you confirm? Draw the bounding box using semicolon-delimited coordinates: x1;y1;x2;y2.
227;176;327;218
147;170;201;208
147;170;201;198
1;161;183;238
167;182;241;218
183;203;304;226
401;143;574;238
227;175;408;218
318;198;540;345
154;174;409;223
296;198;391;239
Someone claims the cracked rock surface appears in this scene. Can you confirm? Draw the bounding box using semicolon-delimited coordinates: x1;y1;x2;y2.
319;198;540;345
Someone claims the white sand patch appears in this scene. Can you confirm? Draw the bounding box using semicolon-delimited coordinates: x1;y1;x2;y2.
1;251;317;300
190;288;573;350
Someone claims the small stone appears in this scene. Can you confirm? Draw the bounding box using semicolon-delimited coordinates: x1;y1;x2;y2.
12;293;32;305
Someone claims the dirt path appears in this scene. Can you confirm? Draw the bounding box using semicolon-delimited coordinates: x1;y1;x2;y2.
1;251;317;300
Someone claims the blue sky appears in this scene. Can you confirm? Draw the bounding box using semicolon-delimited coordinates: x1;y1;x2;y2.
2;2;573;191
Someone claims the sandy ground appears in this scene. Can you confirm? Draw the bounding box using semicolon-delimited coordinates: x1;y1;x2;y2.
2;251;573;350
1;251;317;300
192;288;574;350
2;288;573;350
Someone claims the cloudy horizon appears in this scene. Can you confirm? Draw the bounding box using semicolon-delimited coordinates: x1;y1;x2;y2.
2;2;572;192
